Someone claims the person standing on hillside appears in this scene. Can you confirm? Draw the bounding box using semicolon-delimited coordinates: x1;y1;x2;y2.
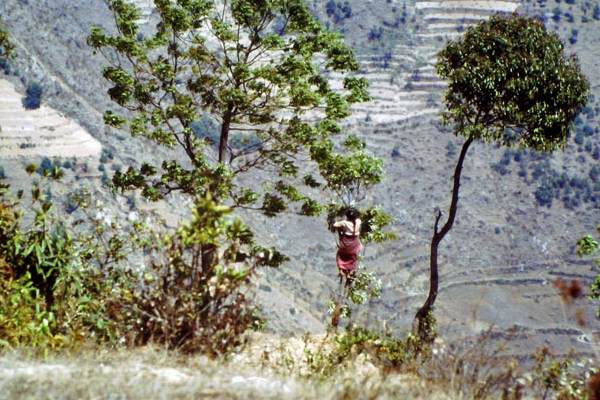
333;208;363;284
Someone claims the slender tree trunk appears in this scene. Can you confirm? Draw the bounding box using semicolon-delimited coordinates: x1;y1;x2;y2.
412;136;474;342
210;105;235;269
218;106;233;164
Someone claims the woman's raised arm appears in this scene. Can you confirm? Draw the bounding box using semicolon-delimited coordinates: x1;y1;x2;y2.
354;219;362;235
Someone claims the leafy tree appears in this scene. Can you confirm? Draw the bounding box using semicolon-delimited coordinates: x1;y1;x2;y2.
88;0;385;234
23;82;43;110
413;15;589;342
87;0;378;195
89;0;390;341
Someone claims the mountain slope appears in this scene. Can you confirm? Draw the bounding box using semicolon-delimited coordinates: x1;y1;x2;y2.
0;0;598;357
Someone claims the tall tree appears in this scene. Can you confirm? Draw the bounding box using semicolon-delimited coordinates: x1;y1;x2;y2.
89;1;388;268
413;15;589;342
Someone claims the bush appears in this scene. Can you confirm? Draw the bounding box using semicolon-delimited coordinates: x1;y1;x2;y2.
535;181;555;207
552;7;561;22
23;82;43;110
575;130;584;145
113;196;275;355
491;162;510;176
0;57;10;75
304;326;424;377
564;12;574;23
368;26;383;41
569;30;578;45
0;273;62;349
0;188;125;348
326;0;352;23
38;157;53;174
100;148;114;164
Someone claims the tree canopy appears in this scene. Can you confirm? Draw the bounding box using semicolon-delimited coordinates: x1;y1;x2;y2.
89;0;391;268
413;14;589;342
90;0;379;206
437;15;589;151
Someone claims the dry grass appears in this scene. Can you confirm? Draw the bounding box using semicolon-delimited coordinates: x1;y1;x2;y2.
0;332;596;399
0;335;453;400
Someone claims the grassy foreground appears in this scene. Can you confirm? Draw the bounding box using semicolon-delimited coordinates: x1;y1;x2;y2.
0;334;462;400
1;332;597;400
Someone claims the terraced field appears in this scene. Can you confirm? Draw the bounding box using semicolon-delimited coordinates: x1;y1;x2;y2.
0;79;101;158
416;0;520;39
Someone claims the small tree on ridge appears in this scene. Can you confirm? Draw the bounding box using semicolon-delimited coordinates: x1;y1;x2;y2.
413;15;589;342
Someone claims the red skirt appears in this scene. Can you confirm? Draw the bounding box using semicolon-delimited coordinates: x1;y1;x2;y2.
336;235;363;275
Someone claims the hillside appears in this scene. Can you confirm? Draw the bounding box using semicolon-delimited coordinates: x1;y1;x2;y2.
0;79;101;158
0;0;598;360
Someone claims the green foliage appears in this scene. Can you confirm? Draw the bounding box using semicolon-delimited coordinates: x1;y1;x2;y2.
314;135;384;206
577;231;599;258
88;0;373;210
347;268;381;305
0;24;14;89
0;183;75;308
113;195;271;355
0;25;14;57
577;225;600;318
304;326;423;377
66;189;269;355
327;265;382;324
0;273;61;349
438;15;589;150
530;348;597;400
327;204;394;244
89;0;391;278
23;82;43;110
0;183;128;349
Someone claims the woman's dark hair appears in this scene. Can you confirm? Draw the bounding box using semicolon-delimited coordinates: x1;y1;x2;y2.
345;207;360;222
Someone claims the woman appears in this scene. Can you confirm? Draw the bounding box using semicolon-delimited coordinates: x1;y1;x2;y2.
333;208;363;282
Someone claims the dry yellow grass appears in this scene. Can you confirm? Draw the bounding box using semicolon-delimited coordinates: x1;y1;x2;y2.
0;334;461;400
